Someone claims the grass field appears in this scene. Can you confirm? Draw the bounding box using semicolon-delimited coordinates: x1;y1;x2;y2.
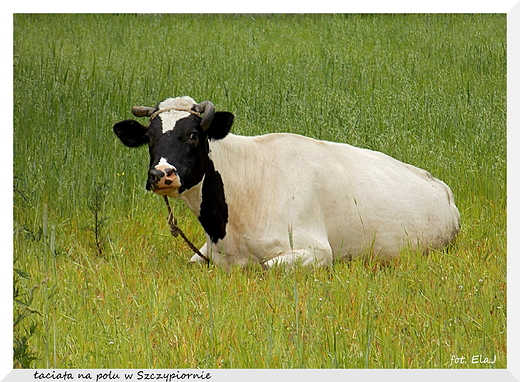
13;14;506;369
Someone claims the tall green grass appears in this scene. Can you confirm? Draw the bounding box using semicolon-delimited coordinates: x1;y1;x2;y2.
13;14;506;368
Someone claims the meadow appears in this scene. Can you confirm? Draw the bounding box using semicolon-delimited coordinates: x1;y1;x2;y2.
13;14;506;369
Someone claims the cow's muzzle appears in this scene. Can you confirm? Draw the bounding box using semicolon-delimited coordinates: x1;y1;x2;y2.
146;167;181;195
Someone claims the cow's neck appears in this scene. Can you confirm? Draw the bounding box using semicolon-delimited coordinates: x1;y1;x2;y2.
178;181;203;216
178;159;228;244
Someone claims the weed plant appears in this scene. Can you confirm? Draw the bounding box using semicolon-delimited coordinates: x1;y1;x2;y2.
13;14;506;368
86;180;110;258
13;264;39;368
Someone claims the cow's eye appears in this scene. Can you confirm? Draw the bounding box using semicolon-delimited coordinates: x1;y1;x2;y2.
188;132;198;141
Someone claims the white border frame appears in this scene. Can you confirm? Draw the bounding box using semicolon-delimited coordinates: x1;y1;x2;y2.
4;2;518;381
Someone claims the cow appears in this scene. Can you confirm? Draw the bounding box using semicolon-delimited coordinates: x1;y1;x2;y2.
113;96;460;269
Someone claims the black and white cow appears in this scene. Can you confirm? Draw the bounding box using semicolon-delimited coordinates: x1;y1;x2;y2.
113;96;460;268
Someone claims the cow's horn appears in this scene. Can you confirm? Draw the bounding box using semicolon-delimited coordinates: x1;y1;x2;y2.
131;106;157;117
192;101;215;130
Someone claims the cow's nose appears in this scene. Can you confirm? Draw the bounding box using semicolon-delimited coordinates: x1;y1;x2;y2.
149;169;164;183
146;167;180;192
146;169;163;190
164;167;175;177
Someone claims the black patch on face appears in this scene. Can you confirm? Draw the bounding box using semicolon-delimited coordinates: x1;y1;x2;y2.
146;116;209;192
198;159;228;244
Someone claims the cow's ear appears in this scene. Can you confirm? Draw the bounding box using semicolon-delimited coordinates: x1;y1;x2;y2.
206;112;234;140
113;120;149;147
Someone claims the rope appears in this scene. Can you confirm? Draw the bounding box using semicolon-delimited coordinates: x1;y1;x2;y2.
162;196;210;266
150;107;202;121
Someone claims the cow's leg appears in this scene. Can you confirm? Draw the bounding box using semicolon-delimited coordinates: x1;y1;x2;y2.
189;243;209;264
264;246;333;268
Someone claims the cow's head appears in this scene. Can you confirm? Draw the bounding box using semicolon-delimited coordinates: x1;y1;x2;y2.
113;96;234;197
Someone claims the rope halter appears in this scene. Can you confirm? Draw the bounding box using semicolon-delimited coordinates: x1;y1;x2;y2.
149;107;202;121
131;100;215;130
